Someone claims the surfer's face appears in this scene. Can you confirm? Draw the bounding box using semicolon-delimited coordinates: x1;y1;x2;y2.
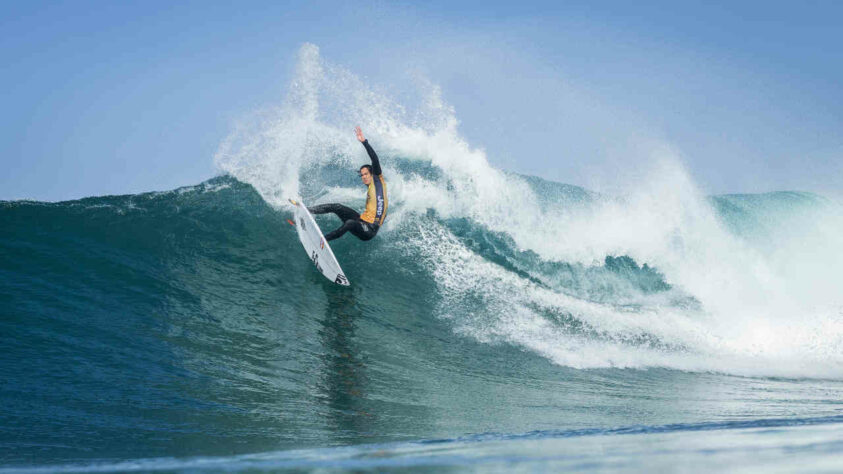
359;168;372;185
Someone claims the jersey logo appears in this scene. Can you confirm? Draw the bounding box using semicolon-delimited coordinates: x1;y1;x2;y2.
373;176;386;224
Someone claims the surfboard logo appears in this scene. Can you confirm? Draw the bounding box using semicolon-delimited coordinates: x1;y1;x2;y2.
335;274;348;285
310;251;322;273
320;238;325;249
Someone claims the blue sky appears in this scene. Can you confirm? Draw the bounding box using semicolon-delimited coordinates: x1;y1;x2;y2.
1;0;841;201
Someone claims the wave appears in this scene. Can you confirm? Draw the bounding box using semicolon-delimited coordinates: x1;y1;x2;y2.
213;44;843;377
3;169;841;383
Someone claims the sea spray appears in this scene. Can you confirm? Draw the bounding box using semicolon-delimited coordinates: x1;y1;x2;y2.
213;43;843;377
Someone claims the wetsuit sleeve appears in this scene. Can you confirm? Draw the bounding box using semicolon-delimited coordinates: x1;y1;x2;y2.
362;140;382;176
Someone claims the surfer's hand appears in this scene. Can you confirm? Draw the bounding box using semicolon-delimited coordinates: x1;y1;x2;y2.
355;126;366;142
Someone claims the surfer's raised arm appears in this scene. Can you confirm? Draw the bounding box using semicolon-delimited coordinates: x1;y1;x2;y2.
355;126;382;176
304;126;388;246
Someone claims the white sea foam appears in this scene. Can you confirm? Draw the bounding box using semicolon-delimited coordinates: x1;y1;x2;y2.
216;44;843;378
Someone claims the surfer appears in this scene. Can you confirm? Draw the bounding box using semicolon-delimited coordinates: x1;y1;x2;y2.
308;127;388;242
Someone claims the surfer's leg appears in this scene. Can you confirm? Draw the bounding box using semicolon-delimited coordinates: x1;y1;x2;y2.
308;204;359;221
348;221;377;241
324;219;358;241
325;219;377;242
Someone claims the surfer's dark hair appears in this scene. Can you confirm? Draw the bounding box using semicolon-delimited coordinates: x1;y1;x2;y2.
359;165;373;175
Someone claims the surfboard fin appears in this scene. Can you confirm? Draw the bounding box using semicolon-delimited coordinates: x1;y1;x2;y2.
288;198;299;206
286;219;295;227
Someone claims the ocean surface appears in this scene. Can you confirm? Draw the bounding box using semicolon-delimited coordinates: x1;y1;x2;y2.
3;173;843;473
3;45;843;472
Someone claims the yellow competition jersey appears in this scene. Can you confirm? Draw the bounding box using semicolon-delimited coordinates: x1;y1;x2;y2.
359;174;388;225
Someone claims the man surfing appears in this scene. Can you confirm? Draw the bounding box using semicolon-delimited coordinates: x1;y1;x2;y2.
307;127;388;242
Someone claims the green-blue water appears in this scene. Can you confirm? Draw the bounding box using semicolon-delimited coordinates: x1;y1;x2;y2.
2;174;843;472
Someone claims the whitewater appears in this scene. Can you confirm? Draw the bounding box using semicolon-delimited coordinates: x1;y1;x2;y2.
2;44;842;472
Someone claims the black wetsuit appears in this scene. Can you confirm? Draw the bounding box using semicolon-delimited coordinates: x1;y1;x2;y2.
309;140;387;242
308;202;378;241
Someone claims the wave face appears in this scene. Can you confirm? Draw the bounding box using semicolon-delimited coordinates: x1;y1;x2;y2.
3;45;843;468
3;177;843;466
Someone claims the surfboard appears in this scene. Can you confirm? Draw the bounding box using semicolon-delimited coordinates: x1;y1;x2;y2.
288;198;350;286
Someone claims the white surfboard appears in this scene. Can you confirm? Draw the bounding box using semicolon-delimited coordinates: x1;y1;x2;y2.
289;198;350;286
